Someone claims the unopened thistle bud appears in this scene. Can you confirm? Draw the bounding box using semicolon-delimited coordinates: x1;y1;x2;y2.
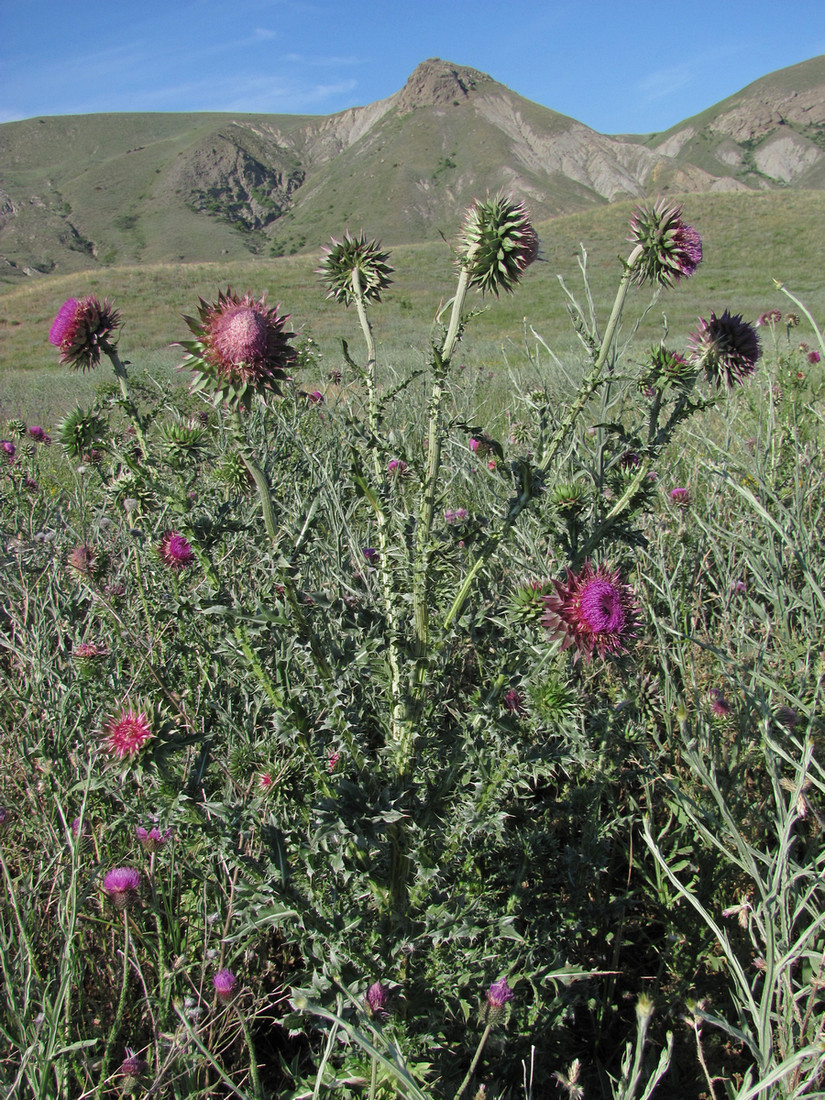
316;232;394;306
459;193;538;296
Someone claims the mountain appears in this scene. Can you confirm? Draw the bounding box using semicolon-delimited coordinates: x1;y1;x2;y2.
1;55;823;284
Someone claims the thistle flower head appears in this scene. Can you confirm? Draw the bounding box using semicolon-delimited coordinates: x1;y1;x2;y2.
542;560;638;663
459;192;538;296
213;968;237;1002
177;289;296;409
690;310;761;387
157;530;195;571
629;200;702;288
68;543;101;579
364;981;390;1017
103;867;141;910
1;440;15;461
486;978;514;1007
49;296;122;371
135;824;173;852
669;487;691;508
28;426;51;445
316;232;394;306
104;708;153;759
73;641;110;660
56;405;108;460
120;1049;146;1080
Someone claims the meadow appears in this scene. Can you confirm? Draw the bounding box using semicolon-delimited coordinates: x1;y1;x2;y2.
1;193;824;1100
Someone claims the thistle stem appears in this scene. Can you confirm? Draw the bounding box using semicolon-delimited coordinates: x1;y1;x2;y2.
454;1023;492;1100
443;246;642;630
94;915;130;1100
102;342;149;457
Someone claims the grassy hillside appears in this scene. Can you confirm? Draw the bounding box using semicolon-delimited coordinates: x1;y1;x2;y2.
2;190;823;423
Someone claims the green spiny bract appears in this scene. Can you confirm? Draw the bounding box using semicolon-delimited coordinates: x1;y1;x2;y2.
56;405;109;460
316;232;394;306
459;192;538;296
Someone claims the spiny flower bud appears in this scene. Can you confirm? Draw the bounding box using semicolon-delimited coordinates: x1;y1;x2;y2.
629;200;702;288
56;405;109;460
459;193;538;296
316;232;394;306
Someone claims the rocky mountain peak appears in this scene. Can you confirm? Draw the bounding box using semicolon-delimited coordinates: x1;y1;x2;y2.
393;58;493;112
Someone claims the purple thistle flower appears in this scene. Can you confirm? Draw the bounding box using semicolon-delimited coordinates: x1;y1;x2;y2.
455;508;468;521
689;310;761;387
28;426;51;445
486;978;514;1007
213;968;237;1002
49;296;122;371
104;708;153;759
711;689;733;718
504;689;526;717
387;458;407;477
157;531;195;571
1;441;15;461
542;561;638;663
364;980;390;1017
103;867;141;910
119;1049;146;1079
629;200;703;288
669;487;691;508
136;824;173;852
362;547;378;562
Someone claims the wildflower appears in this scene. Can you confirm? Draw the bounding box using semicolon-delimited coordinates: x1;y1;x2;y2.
619;450;640;469
469;437;481;452
486;978;514;1007
808;350;821;365
669;487;691;508
104;708;153;759
629;199;703;287
732;579;747;595
504;688;526;716
213;968;237;1002
306;389;324;404
67;544;100;578
119;1049;146;1079
774;705;800;730
28;426;51;445
444;509;456;524
362;547;378;562
328;751;340;772
135;824;173;852
689;310;761;387
1;441;15;461
387;458;407;477
316;232;394;306
364;981;390;1017
103;867;141;910
157;530;195;571
710;689;732;718
177;289;296;409
73;642;110;660
328;368;343;384
459;193;538;296
542;560;638;663
455;507;468;521
49;296;122;371
259;772;274;792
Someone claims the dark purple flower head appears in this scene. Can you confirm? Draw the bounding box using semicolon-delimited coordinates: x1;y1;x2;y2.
28;426;51;445
689;310;761;387
120;1049;146;1079
362;547;378;562
503;688;526;717
136;824;173;852
629;200;702;287
808;350;821;365
178;289;296;409
157;531;195;571
710;689;732;719
364;981;390;1017
1;441;14;461
669;487;691;509
486;978;514;1007
542;561;638;663
103;867;141;910
387;458;407;477
49;296;122;371
213;968;237;1002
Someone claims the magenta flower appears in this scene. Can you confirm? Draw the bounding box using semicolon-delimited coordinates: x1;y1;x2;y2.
157;531;195;571
307;390;324;404
669;487;691;508
689;310;761;387
468;437;481;453
387;458;407;477
103;867;141;910
710;689;732;719
808;350;821;365
28;426;51;445
455;508;468;521
49;296;122;371
542;561;638;663
362;547;378;562
1;441;15;461
364;981;390;1017
104;708;153;759
119;1049;146;1079
328;751;341;772
135;824;173;852
73;642;110;660
503;689;526;716
486;978;514;1007
629;200;703;287
178;289;296;409
67;544;100;578
213;968;237;1002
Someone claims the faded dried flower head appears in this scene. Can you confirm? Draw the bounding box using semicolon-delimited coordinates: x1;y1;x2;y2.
542;561;638;663
73;641;110;660
103;867;141;910
689;310;761;387
104;708;153;759
459;193;538;296
178;289;296;409
49;296;122;371
317;232;394;305
629;200;702;288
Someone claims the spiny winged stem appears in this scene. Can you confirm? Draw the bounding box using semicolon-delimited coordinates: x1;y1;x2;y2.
229;406;332;683
352;269;407;749
101;341;150;457
443;245;642;630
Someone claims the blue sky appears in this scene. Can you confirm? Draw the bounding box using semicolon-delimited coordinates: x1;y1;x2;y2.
2;0;824;133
